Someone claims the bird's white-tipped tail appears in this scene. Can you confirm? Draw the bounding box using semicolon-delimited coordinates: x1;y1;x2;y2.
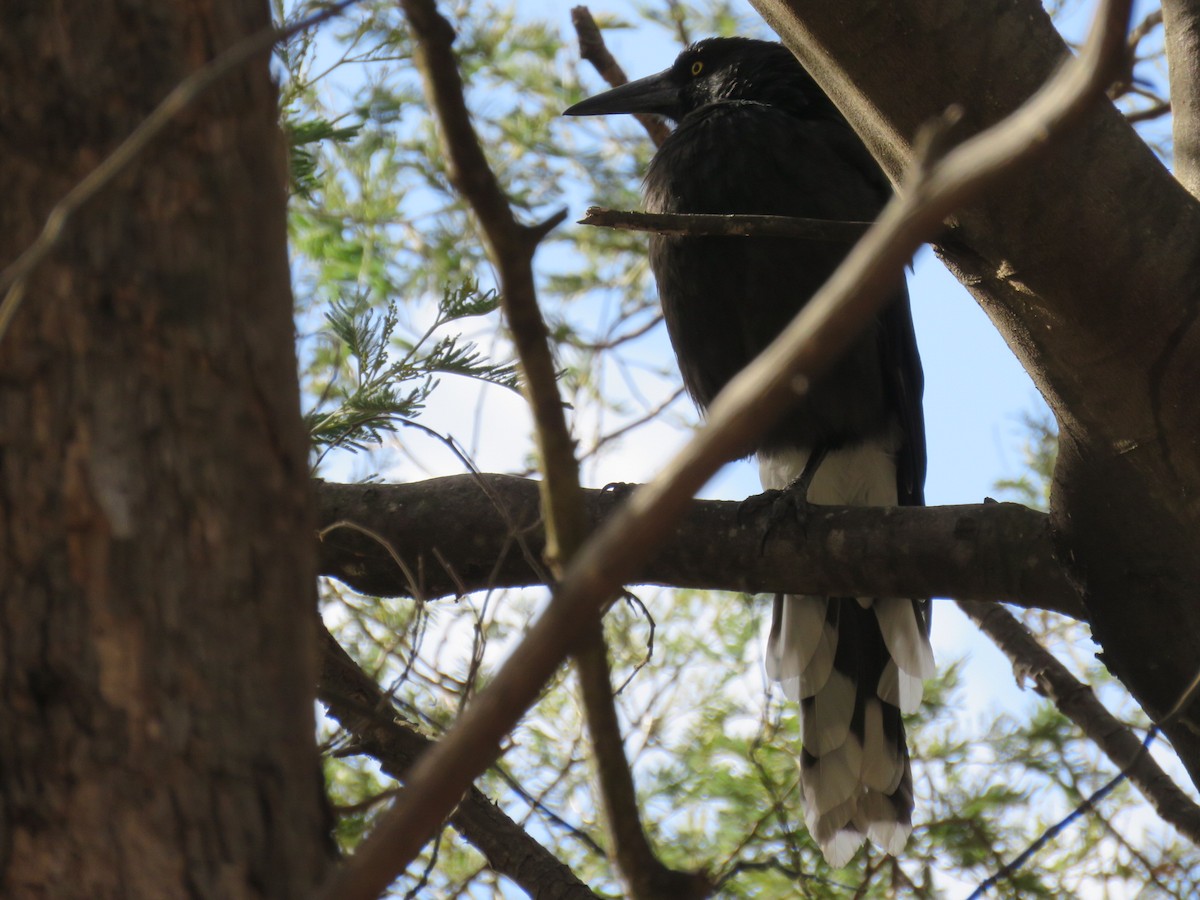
760;443;932;867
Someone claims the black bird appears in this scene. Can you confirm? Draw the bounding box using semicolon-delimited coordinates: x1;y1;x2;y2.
565;38;933;866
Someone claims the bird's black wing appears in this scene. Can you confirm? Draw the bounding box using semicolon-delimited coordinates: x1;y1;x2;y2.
647;101;915;459
879;286;926;507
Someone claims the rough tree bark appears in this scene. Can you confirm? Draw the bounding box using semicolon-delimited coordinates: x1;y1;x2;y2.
1164;0;1200;195
751;0;1200;785
0;2;329;897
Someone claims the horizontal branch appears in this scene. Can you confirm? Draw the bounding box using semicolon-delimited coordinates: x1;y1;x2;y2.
579;206;873;242
315;475;1084;618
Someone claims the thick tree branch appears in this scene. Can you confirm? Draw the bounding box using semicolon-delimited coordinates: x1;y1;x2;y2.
1163;0;1200;196
958;601;1200;847
317;625;603;900
315;476;1083;618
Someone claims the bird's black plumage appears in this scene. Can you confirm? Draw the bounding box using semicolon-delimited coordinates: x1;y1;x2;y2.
565;37;932;866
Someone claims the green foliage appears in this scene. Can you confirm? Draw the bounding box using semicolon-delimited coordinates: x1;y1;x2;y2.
285;116;363;200
304;283;517;461
993;412;1057;511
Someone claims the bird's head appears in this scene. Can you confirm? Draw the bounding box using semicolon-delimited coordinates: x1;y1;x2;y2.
563;37;832;123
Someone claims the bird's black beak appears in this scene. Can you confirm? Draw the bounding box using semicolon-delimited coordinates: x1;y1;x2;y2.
563;68;680;119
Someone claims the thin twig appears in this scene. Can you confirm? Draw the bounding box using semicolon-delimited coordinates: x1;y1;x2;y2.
581;206;873;241
580;387;687;461
318;520;426;605
1125;99;1172;122
317;625;602;900
966;728;1160;899
965;601;1200;897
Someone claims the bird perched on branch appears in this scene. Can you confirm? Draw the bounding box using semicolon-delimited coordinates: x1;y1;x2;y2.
565;37;933;867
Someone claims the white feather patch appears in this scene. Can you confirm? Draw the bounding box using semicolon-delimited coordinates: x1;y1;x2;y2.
797;622;837;700
860;697;905;794
868;818;911;857
765;595;828;683
757;438;898;506
768;616;836;703
855;793;912;856
816;826;864;869
802;669;856;756
802;732;863;815
804;793;856;842
878;659;925;714
874;597;935;680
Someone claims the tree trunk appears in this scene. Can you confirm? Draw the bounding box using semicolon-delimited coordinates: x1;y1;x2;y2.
0;3;328;897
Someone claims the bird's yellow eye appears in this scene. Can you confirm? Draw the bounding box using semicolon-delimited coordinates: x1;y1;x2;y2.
690;60;704;76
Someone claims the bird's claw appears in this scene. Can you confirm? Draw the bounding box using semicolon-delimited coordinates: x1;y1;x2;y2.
739;486;812;555
601;481;637;500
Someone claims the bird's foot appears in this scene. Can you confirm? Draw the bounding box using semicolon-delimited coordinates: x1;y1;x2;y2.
738;485;814;555
601;481;637;500
741;444;828;553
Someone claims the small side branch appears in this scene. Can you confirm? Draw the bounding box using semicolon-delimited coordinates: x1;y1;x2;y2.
959;600;1200;846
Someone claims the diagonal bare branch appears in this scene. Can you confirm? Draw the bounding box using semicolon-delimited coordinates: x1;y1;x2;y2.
316;0;1133;896
354;1;700;898
571;7;671;148
958;600;1200;846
